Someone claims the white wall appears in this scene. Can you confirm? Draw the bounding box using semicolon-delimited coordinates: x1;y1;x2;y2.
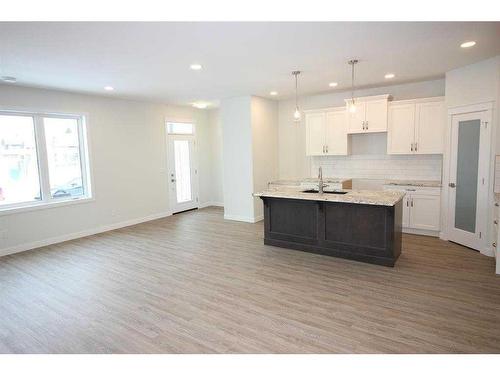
220;96;255;222
220;96;278;222
0;84;218;255
443;56;500;257
207;109;224;205
251;97;279;220
278;79;446;180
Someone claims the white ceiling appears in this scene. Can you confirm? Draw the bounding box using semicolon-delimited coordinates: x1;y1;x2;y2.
0;22;499;106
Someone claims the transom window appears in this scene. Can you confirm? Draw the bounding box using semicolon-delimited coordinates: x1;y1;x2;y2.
0;110;91;212
167;122;194;135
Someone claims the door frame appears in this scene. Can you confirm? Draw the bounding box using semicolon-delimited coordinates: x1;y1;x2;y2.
165;121;199;214
441;102;493;254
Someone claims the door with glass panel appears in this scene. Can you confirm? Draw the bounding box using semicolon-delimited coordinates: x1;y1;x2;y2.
166;122;198;214
448;110;491;251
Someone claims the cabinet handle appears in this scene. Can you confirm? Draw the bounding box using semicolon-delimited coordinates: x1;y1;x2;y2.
495;220;498;225
406;200;409;207
411;199;414;207
415;142;418;152
322;145;325;153
326;145;328;153
411;143;414;152
366;121;368;130
362;121;365;130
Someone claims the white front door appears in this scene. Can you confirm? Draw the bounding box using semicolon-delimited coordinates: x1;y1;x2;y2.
167;135;198;214
447;110;491;250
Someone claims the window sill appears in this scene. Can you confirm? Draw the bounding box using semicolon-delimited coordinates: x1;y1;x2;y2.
0;196;94;217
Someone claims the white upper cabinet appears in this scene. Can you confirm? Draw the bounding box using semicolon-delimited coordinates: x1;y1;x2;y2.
346;101;366;133
415;100;446;154
305;112;326;156
325;109;348;155
305;108;349;156
387;97;445;155
345;95;389;134
387;103;416;154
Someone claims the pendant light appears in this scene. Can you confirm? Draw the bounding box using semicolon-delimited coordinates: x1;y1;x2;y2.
348;59;358;113
292;70;301;122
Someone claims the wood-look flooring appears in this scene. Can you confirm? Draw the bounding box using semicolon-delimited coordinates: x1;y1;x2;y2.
1;207;499;353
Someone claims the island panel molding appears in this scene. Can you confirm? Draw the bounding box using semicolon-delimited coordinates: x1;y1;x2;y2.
260;195;403;267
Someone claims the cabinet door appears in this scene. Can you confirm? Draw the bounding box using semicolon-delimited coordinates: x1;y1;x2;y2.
415;100;445;154
402;195;411;228
305;112;326;156
387;103;415;154
409;194;441;231
325;110;348;155
364;99;388;133
346;100;366;134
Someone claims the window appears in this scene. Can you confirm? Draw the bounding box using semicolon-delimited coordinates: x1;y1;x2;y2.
167;122;194;135
0;111;91;212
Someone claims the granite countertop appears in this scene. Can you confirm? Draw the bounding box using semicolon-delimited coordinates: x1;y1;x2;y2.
254;186;405;206
384;179;442;188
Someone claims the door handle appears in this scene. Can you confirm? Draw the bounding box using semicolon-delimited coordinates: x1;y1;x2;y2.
449;183;456;188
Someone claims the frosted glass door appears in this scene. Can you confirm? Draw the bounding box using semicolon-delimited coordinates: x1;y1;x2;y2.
454;119;480;233
448;109;490;251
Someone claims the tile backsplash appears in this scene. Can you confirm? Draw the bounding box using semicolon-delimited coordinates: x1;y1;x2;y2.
311;154;443;181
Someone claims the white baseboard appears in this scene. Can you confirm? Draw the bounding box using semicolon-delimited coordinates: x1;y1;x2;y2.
403;227;440;237
224;214;262;223
0;211;172;258
198;201;224;209
480;247;495;257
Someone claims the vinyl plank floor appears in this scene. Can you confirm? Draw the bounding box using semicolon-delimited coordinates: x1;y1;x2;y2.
1;207;499;353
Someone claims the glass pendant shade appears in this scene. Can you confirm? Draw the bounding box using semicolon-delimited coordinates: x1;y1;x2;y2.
293;107;301;121
349;102;356;113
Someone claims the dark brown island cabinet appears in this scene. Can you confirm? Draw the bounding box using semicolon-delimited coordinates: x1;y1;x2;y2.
259;195;403;267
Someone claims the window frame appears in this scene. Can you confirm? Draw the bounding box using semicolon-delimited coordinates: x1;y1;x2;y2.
0;109;93;215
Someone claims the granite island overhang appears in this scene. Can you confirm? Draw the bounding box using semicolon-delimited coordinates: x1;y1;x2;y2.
254;188;405;267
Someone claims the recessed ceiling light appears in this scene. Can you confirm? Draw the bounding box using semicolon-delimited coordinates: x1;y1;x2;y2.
104;86;114;91
190;64;202;71
1;76;17;83
270;91;278;96
328;82;338;87
192;102;208;109
384;73;395;79
460;41;476;48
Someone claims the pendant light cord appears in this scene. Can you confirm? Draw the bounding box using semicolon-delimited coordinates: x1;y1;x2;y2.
295;72;298;109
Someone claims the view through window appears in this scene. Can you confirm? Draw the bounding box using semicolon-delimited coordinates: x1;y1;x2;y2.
0;111;90;210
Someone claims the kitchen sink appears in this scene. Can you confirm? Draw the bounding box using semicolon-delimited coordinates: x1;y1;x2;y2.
301;189;348;194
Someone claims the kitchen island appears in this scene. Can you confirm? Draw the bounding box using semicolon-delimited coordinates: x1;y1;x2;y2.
254;187;405;267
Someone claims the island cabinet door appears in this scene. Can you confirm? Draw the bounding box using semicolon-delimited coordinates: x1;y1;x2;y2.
264;198;321;245
320;202;394;258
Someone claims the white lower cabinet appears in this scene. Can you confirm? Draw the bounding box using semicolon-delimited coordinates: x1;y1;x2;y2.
409;194;441;231
384;185;441;236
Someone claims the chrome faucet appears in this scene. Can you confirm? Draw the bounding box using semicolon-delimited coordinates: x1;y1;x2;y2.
318;167;328;194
